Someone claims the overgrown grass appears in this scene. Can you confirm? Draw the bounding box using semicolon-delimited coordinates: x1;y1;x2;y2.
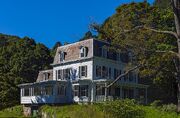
0;105;24;117
41;102;180;118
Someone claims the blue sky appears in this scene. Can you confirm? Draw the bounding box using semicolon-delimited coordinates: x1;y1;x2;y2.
0;0;154;48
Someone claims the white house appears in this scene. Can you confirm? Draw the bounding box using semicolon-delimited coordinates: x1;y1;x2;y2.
18;38;148;116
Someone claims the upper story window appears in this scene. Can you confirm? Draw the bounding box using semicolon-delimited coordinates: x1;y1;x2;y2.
96;65;111;79
114;69;121;79
59;51;65;62
80;46;88;58
79;66;87;78
56;68;71;80
43;73;50;80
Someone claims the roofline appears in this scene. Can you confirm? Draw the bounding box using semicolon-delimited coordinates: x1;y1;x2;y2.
56;38;110;50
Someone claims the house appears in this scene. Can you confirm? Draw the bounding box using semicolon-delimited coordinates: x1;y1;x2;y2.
18;38;148;116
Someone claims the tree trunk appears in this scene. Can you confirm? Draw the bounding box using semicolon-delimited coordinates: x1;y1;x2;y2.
173;0;180;112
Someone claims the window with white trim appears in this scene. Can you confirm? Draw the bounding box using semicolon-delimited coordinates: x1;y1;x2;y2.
80;85;88;97
74;85;79;96
80;46;88;58
79;66;87;78
59;51;65;62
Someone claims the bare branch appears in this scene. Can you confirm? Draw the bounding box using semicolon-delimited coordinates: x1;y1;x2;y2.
106;64;141;88
123;26;178;39
155;50;180;58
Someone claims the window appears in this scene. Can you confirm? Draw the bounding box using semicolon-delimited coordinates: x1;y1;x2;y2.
102;66;108;78
96;85;105;95
44;73;49;80
57;70;63;80
80;47;88;58
57;69;71;80
64;68;70;79
96;66;101;77
114;69;121;79
44;85;53;95
79;66;87;78
58;85;66;96
74;85;79;96
24;88;30;96
34;86;41;96
80;85;88;97
59;51;65;62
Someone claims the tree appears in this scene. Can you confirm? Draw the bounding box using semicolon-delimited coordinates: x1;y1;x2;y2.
154;0;171;9
92;1;180;111
79;31;96;41
0;34;53;109
51;41;62;57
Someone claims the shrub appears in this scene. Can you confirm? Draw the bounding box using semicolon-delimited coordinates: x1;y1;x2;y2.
161;104;177;113
150;100;162;107
99;99;145;118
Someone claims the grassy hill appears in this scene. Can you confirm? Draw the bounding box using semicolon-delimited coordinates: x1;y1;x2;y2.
0;102;179;118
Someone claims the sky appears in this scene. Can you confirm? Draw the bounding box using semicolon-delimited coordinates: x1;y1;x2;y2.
0;0;154;48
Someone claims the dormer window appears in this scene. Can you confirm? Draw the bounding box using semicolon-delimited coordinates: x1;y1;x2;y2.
80;46;88;58
59;51;65;62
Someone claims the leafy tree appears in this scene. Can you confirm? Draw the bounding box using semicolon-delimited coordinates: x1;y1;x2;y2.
154;0;170;9
0;34;53;109
51;41;62;57
79;31;97;41
91;2;177;104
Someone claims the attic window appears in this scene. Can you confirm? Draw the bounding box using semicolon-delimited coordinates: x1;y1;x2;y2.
80;46;88;58
59;51;65;62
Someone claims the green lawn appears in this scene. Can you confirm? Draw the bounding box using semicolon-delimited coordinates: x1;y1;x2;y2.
41;104;180;118
0;104;180;118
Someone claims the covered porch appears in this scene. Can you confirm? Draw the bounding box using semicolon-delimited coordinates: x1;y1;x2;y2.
18;80;72;104
93;79;148;104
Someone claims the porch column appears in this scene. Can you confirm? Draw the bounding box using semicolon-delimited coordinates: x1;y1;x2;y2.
91;82;95;102
104;83;107;101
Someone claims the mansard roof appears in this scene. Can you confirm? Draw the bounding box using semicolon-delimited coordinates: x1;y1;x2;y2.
52;38;94;65
36;69;53;82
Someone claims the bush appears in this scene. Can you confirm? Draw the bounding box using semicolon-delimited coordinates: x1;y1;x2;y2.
161;104;177;113
99;99;145;118
150;100;162;107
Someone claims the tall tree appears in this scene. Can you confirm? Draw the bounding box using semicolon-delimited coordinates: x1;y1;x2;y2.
92;1;180;111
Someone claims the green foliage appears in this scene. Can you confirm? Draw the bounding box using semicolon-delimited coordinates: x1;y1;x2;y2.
100;99;145;118
79;31;97;41
40;101;180;118
0;105;24;117
150;100;163;107
0;33;53;109
93;2;176;103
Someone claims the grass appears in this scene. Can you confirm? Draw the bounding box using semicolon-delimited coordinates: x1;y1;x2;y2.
0;105;24;118
41;104;180;118
0;104;180;118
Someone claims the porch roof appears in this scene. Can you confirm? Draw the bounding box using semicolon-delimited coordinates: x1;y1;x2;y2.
93;79;148;88
18;80;65;87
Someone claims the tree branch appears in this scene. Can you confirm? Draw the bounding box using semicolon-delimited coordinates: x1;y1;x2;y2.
106;64;141;88
123;26;178;39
